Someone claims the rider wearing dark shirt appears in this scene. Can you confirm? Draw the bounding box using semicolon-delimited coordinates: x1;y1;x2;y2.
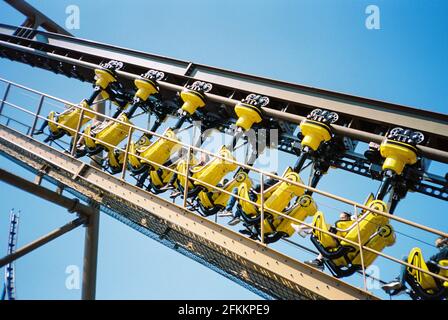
382;236;448;295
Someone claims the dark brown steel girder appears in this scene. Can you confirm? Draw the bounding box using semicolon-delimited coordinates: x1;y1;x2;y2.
4;0;73;36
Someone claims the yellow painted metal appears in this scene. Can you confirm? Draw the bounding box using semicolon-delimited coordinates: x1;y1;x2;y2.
127;134;152;169
84;113;133;151
139;128;181;170
264;169;305;221
48;100;94;136
234;102;263;131
276;195;317;237
380;139;417;175
94;68;116;89
311;198;396;269
193;146;238;191
180;90;206;115
300;119;332;151
134;78;158;101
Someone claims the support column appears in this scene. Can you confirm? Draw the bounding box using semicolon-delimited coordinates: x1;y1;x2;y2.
81;96;104;300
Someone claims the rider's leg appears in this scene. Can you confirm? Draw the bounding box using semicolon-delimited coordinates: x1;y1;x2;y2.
219;188;238;217
34;119;49;135
381;256;407;293
226;187;238;211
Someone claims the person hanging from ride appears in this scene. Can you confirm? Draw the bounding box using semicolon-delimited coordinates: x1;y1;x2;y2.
381;236;448;298
218;171;278;226
298;211;352;271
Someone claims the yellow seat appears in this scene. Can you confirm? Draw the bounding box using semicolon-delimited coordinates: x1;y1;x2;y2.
407;248;448;293
139;128;181;170
193;146;238;191
276;195;317;237
148;161;178;191
264;169;305;221
48;100;95;136
198;170;250;210
84;113;133;151
310;198;395;271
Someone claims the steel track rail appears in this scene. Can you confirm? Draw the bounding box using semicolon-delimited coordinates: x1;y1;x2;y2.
0;23;447;159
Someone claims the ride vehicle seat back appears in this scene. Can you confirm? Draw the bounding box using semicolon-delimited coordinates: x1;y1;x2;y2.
176;156;200;191
264;167;305;221
48;100;95;136
237;179;257;216
192;146;238;191
139;128;181;170
276;195;318;237
440;260;448;287
211;170;250;208
311;211;340;250
340;200;389;250
84;113;133;151
350;224;395;267
407;248;448;292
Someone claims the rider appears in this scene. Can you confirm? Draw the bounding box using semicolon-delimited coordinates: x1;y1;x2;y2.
219;171;278;226
381;236;448;296
302;211;352;271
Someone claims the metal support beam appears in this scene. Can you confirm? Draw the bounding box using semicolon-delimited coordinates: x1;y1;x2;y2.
81;97;104;300
0;217;85;268
4;0;73;36
0;168;94;216
0;82;11;115
81;211;99;300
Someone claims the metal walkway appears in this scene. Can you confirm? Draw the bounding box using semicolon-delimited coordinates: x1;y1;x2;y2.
0;124;377;300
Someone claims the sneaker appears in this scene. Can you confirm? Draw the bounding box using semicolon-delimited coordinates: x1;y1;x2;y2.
218;210;233;217
160;184;175;191
291;223;311;238
239;229;252;236
304;259;325;271
170;190;181;199
389;287;407;297
33;129;44;135
228;217;241;226
250;234;259;240
381;281;404;293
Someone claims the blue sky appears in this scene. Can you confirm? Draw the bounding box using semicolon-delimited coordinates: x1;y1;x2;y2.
0;0;447;300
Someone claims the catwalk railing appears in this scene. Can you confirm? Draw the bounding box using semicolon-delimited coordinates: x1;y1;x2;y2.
0;77;447;299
